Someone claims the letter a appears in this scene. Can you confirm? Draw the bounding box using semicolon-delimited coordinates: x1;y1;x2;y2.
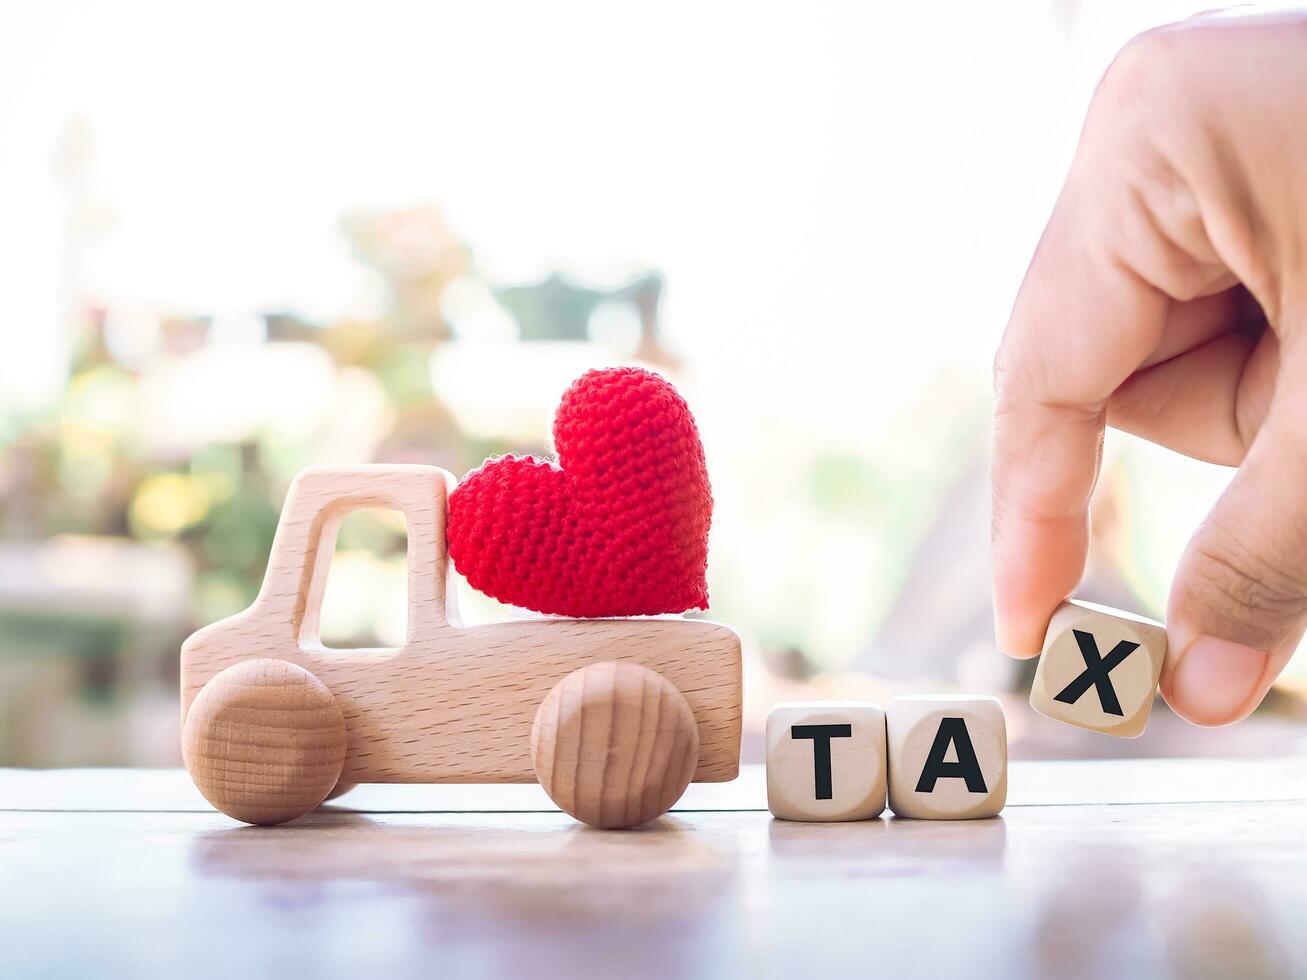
914;717;987;794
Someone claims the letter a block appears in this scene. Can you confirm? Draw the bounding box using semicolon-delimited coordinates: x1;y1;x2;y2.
1030;600;1168;738
887;696;1006;819
766;702;887;821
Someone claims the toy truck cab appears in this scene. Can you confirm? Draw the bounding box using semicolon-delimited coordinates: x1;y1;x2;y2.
181;464;742;828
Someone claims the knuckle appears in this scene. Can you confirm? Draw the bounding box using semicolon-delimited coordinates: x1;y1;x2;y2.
992;332;1063;416
1089;26;1217;156
991;345;1006;398
991;340;1030;414
1097;28;1186;113
1190;533;1307;639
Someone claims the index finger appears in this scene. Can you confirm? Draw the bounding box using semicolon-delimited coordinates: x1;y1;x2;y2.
992;186;1168;656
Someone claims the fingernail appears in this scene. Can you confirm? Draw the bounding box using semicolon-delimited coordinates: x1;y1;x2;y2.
991;586;1044;658
1169;636;1269;726
993;616;1043;659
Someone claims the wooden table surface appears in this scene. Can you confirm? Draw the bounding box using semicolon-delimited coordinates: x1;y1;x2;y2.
3;760;1305;979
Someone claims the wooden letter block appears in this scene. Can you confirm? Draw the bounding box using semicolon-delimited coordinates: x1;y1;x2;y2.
1030;600;1167;738
766;702;886;822
887;696;1006;820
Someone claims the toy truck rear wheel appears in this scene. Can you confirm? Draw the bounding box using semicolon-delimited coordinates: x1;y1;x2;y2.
183;659;347;826
531;661;700;829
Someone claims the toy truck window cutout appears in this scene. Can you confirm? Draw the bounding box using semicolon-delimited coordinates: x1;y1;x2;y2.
181;465;742;829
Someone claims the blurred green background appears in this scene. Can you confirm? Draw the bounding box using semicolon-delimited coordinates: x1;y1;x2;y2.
3;0;1305;769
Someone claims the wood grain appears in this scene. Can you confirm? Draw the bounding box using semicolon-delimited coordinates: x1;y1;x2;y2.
886;695;1007;819
765;702;886;822
531;662;700;828
182;659;346;824
179;465;741;786
1031;600;1167;738
6;762;1305;980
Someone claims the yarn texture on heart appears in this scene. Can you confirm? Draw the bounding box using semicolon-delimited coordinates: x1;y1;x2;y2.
447;367;712;617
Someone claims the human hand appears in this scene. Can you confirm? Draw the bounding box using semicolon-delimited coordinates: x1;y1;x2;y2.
991;12;1307;726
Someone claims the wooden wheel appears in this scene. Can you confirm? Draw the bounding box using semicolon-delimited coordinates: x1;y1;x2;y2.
183;659;347;826
531;661;700;829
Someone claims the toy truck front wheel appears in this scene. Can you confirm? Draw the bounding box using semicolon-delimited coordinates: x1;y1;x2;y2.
531;661;701;829
183;659;347;825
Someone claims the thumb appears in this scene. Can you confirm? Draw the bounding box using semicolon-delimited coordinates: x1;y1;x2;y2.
1163;362;1307;726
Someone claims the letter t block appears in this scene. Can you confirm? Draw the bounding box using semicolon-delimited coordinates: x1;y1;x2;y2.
1030;600;1168;738
766;702;887;821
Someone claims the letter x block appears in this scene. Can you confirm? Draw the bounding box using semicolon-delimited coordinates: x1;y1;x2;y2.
766;702;886;821
886;696;1007;819
1030;600;1168;738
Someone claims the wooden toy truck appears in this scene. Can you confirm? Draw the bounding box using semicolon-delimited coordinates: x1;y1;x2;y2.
181;465;742;829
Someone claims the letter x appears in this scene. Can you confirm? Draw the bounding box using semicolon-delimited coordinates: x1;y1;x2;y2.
1053;629;1140;716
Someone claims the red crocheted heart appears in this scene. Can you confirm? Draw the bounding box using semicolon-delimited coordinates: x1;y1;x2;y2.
447;367;712;617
